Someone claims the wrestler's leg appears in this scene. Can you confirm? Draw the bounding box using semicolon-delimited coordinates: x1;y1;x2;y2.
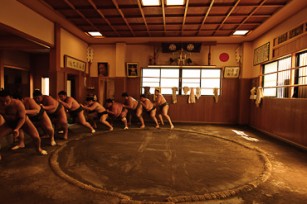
87;113;97;129
11;129;25;150
121;109;129;129
136;106;145;128
0;124;13;139
100;115;113;131
0;125;14;160
85;113;97;129
23;118;47;155
77;111;95;133
40;112;56;146
0;124;18;152
127;111;132;126
162;105;174;129
157;107;164;125
58;109;69;140
150;109;159;128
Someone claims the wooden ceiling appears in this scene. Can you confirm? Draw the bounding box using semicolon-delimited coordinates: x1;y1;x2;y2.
38;0;291;38
2;0;304;53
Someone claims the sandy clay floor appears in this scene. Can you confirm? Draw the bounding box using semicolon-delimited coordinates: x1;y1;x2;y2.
0;123;306;204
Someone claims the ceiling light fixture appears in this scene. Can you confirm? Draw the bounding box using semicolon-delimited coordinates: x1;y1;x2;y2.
141;0;160;6
87;31;103;37
233;30;249;36
166;0;185;6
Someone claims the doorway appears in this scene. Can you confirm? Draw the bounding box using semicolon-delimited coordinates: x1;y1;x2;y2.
4;67;30;98
67;74;76;97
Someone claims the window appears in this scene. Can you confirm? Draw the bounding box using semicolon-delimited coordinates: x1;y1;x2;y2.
141;66;221;95
202;69;221;95
41;77;49;95
262;57;291;97
182;69;200;90
142;68;160;94
298;52;307;85
260;51;307;99
160;69;180;94
296;51;307;97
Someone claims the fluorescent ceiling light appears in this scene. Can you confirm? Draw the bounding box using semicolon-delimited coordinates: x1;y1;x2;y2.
166;0;185;6
87;31;102;37
233;30;249;36
141;0;160;6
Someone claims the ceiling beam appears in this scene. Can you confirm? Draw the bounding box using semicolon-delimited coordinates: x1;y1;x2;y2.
161;0;166;34
181;0;189;35
63;0;100;34
136;0;151;37
196;0;214;36
87;0;120;37
212;0;241;35
112;0;135;37
235;0;269;31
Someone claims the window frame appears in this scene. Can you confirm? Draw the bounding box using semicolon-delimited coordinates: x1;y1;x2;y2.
262;56;291;98
141;66;222;96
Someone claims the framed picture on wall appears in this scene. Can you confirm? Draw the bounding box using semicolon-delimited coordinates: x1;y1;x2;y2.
126;63;138;78
98;62;109;77
224;66;240;78
253;42;270;65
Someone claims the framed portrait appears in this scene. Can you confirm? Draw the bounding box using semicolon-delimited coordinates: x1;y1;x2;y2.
126;63;138;78
224;66;240;78
98;62;109;77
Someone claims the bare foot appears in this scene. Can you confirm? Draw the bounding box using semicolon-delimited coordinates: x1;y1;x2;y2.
170;125;174;129
91;129;96;134
39;149;48;155
140;125;145;129
40;134;49;139
124;126;128;130
50;140;56;146
155;125;160;129
11;144;25;150
109;127;114;131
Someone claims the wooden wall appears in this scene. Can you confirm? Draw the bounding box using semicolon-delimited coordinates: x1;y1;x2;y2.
250;98;307;148
123;77;241;124
30;53;49;91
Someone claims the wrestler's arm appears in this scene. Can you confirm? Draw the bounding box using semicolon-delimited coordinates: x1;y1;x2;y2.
82;103;97;111
155;95;161;106
59;97;73;109
107;104;120;117
25;99;40;116
25;109;39;116
140;100;146;108
127;98;138;109
41;97;57;111
106;108;117;116
143;100;151;110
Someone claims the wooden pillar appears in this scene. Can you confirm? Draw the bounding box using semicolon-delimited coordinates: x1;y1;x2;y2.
49;24;62;98
0;51;4;88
